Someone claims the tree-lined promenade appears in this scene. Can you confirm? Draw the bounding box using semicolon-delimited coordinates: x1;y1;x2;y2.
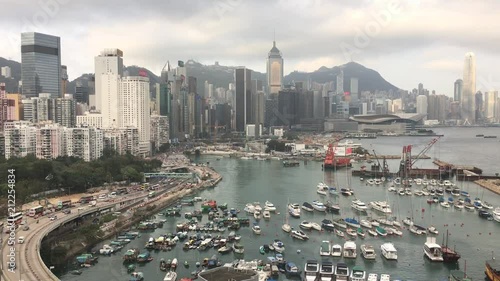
0;150;162;218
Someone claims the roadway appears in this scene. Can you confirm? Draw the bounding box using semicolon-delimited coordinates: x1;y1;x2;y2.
1;180;182;281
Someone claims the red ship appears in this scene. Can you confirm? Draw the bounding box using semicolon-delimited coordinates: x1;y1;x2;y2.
442;229;461;263
323;143;351;169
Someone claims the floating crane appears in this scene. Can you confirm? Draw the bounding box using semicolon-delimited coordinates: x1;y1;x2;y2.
323;140;351;170
399;136;442;178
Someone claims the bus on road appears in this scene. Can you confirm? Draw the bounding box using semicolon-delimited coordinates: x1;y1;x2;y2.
7;212;23;225
148;191;156;198
79;195;94;204
28;205;44;217
57;200;72;210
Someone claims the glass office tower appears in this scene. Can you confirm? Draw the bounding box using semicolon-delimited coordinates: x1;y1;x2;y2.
21;32;61;98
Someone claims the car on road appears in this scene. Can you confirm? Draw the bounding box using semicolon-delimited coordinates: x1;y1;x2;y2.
63;209;71;214
18;236;25;244
49;215;58;221
22;225;29;231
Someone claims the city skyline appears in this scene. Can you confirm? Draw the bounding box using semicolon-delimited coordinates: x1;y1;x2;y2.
1;0;500;95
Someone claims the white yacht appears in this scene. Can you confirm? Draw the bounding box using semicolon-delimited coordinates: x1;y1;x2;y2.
244;203;255;214
264;201;276;212
319;262;334;281
320;240;331;256
360;219;373;229
370;201;392;214
310;222;322;231
343;241;357;258
494;207;500;223
300;221;313;230
252;224;261;235
423;236;443;262
331;244;342;257
317;188;327;196
361;244;376;260
291;230;309;240
282;223;292;233
288;203;301;218
163;271;177;281
368;273;378;281
334;263;350;281
351;199;368;212
380;243;397;260
304;260;319;281
254;202;263;212
232;243;244;254
273;240;285;253
312;200;327;212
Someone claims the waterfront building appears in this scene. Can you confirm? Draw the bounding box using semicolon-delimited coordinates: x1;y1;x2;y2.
349;113;425;133
484;91;498;123
461;52;476;125
21;32;61;98
267;40;284;95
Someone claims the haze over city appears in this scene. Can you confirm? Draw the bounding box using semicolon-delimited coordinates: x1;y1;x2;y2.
1;0;500;94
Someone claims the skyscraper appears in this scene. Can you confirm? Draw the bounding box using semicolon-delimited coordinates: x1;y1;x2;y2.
95;49;123;112
266;41;283;95
484;91;498;122
454;79;463;102
21;32;61;98
235;68;252;132
461;52;476;125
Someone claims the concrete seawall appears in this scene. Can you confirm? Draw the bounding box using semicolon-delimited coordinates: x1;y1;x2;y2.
475;179;500;195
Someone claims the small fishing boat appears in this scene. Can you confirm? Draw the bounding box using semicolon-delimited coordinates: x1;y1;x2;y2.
368;229;378;237
321;219;335;231
262;210;271;220
375;226;387;236
360;220;372;229
380;274;391;281
163;271;177;281
350;266;367;281
254;211;262;220
357;227;366;238
335;229;345;237
218;245;232;254
478;210;493;220
427;226;439;235
482;201;493;209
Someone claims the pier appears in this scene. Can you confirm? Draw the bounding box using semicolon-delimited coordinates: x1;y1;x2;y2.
475;179;500;195
433;159;483;175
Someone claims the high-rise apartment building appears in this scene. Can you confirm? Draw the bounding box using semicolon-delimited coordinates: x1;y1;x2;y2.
461;52;476;125
55;94;76;127
21;32;61;98
267;41;284;95
36;123;64;160
94;49;123;112
61;65;68;97
4;121;37;159
1;66;11;78
119;76;150;156
416;95;428;119
454;79;463;102
484;91;498;122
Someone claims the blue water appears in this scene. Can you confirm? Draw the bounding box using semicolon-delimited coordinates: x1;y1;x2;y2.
58;127;500;281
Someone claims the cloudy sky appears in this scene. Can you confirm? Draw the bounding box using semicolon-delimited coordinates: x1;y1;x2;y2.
1;0;500;94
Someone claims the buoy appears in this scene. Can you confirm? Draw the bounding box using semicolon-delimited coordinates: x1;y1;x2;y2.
297;249;301;253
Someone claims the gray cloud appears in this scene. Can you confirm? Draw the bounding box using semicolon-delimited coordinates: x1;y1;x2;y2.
0;0;499;94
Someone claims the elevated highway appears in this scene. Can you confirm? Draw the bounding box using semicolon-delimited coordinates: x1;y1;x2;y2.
0;185;174;281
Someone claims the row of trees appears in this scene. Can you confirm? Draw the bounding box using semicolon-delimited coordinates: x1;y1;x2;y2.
0;149;162;217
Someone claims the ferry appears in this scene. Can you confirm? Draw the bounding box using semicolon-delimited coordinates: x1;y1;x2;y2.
485;259;500;281
304;260;319;281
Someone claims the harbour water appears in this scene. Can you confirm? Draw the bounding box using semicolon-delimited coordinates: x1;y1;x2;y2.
58;127;500;281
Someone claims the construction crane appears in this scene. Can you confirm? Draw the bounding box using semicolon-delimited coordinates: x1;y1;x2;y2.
371;148;389;177
410;136;441;168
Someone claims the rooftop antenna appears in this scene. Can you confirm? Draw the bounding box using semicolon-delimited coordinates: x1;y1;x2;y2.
273;29;276;46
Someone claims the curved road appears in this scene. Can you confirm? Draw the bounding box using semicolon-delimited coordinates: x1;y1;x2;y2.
0;184;176;281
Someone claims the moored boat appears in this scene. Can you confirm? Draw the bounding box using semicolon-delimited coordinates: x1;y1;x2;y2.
370;201;392;214
351;199;368;212
288;203;301;217
319;262;335;281
343;241;357;258
485;259;500;281
300;221;313;230
312;200;327;212
334;262;350;281
331;244;342;257
163;271;177;281
252;223;261;234
291;230;309;240
321;219;335;231
304;260;319;281
320;240;331;256
381;243;397;260
302;202;314;212
375;226;387;236
350;266;367;281
264;201;277;212
424;236;443;262
361;244;376;260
